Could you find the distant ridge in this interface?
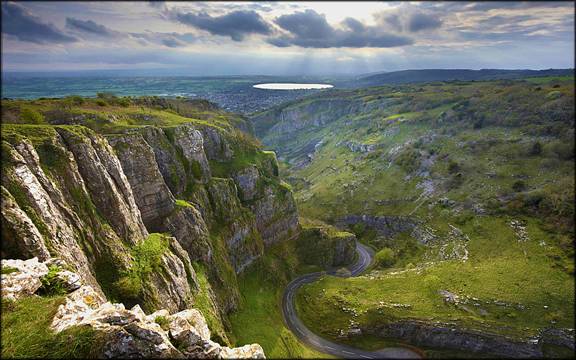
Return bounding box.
[356,68,574,86]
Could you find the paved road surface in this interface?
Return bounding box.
[281,242,422,359]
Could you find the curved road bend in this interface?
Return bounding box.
[282,242,422,359]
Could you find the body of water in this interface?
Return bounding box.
[253,83,334,90]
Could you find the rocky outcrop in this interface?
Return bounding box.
[50,284,265,359]
[1,257,264,359]
[57,127,148,245]
[1,128,201,313]
[108,134,176,230]
[170,125,212,183]
[143,237,200,314]
[233,166,260,202]
[296,226,356,268]
[161,206,212,263]
[2,136,108,296]
[139,126,188,197]
[365,320,545,358]
[207,178,264,273]
[249,181,299,246]
[1,257,49,300]
[336,214,436,244]
[197,126,234,162]
[1,186,50,260]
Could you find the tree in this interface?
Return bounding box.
[374,248,395,268]
[20,107,44,124]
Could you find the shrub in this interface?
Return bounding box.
[64,95,84,106]
[20,107,45,124]
[447,160,460,174]
[117,97,131,107]
[96,99,107,107]
[512,180,527,192]
[374,248,395,268]
[395,148,420,173]
[550,141,574,160]
[529,141,543,156]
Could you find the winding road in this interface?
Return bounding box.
[281,242,422,359]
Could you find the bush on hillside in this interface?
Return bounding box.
[512,180,527,192]
[20,107,44,124]
[447,160,460,174]
[529,141,543,156]
[374,248,395,268]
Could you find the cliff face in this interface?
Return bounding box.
[2,119,300,342]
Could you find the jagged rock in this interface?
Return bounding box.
[56,270,82,292]
[207,178,264,273]
[51,285,107,332]
[233,166,260,201]
[161,206,212,263]
[2,139,104,295]
[1,257,48,300]
[56,127,148,245]
[108,134,176,229]
[139,126,188,196]
[220,344,265,359]
[1,186,50,260]
[171,125,212,183]
[98,325,183,359]
[143,237,200,313]
[249,181,299,246]
[197,126,233,162]
[170,309,211,340]
[50,282,265,359]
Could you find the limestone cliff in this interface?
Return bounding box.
[2,116,300,346]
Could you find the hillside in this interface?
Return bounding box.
[353,68,574,87]
[252,76,575,357]
[0,95,357,358]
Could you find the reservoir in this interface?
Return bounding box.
[253,83,334,90]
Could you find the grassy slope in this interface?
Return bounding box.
[1,296,104,358]
[258,76,575,353]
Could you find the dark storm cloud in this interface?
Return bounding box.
[1,2,77,44]
[407,12,442,32]
[275,9,333,39]
[268,9,413,48]
[65,16,194,48]
[170,10,272,41]
[379,9,442,33]
[65,18,116,37]
[343,18,365,33]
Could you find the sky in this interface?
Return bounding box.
[1,1,575,75]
